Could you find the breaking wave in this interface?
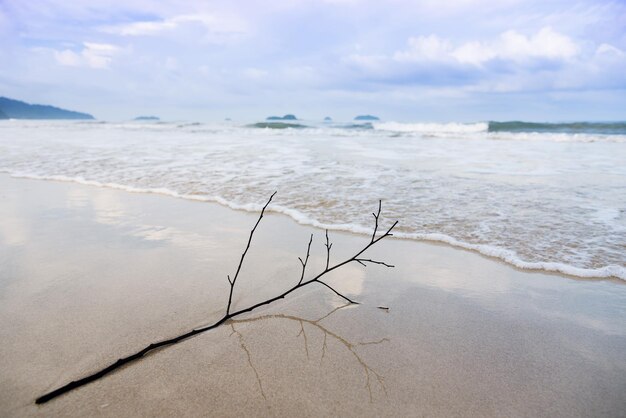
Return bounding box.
[1,120,624,281]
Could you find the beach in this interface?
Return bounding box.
[3,0,626,415]
[1,174,625,417]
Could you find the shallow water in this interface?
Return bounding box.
[0,120,624,279]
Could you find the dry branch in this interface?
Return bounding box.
[36,193,397,404]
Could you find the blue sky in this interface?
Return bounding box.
[1,0,625,121]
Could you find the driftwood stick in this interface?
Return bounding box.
[36,196,397,405]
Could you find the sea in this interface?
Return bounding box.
[1,119,625,280]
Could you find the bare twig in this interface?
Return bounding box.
[36,194,397,404]
[226,192,276,316]
[316,280,359,304]
[298,234,314,285]
[324,229,332,271]
[354,258,395,268]
[371,200,382,243]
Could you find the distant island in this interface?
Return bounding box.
[324,116,333,122]
[0,97,94,120]
[134,116,160,121]
[354,115,380,121]
[266,114,297,121]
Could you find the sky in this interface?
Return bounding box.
[0,0,625,121]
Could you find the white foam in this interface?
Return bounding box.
[370,121,626,142]
[7,171,626,282]
[2,120,624,283]
[396,232,626,280]
[374,121,489,134]
[486,132,626,143]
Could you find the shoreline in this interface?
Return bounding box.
[4,172,624,282]
[1,175,625,417]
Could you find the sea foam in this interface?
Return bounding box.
[374,121,488,134]
[1,120,624,281]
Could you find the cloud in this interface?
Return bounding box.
[596,43,625,57]
[394,35,452,62]
[478,28,579,63]
[100,13,246,43]
[395,27,580,66]
[2,0,625,120]
[342,26,626,94]
[54,42,121,69]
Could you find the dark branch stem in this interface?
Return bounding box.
[325,229,332,271]
[354,258,395,268]
[315,280,359,304]
[226,192,276,316]
[35,316,229,404]
[36,195,397,405]
[371,200,381,243]
[298,234,313,285]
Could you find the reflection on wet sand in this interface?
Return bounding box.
[229,324,268,401]
[230,304,389,403]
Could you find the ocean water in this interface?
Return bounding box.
[1,120,625,280]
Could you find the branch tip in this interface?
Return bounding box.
[316,280,359,304]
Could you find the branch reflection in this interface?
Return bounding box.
[229,304,389,402]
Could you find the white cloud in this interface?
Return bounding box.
[492,27,579,62]
[101,13,246,42]
[3,0,625,120]
[54,49,82,66]
[113,20,175,36]
[596,43,624,57]
[54,42,120,69]
[451,41,496,65]
[394,35,452,62]
[394,27,580,66]
[82,43,120,68]
[341,26,626,94]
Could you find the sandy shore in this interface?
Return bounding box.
[1,174,625,417]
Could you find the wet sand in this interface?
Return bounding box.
[0,174,625,417]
